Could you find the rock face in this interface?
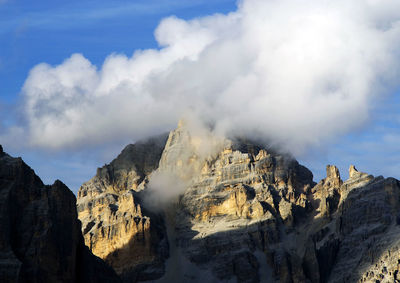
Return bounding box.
[77,124,400,283]
[0,146,120,283]
[77,134,169,282]
[162,124,316,282]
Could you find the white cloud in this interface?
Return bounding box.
[4,0,400,154]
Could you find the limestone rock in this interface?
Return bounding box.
[306,167,400,283]
[159,128,400,282]
[78,133,168,199]
[328,176,400,282]
[0,147,120,283]
[310,165,344,218]
[77,134,169,281]
[77,123,400,283]
[158,125,316,282]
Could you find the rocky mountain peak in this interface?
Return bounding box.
[76,134,169,281]
[325,165,342,186]
[348,164,368,180]
[77,124,317,281]
[177,118,186,128]
[3,123,400,282]
[75,124,400,282]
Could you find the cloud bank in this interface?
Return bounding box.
[4,0,400,154]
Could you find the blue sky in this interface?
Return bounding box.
[1,0,399,193]
[0,0,236,105]
[0,0,237,190]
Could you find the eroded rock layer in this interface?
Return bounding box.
[162,124,316,282]
[0,145,120,283]
[77,124,400,283]
[77,134,169,281]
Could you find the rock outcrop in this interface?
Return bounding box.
[76,124,400,283]
[158,124,316,282]
[0,146,120,283]
[77,134,169,282]
[4,121,400,283]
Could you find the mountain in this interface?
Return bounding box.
[1,121,399,283]
[77,133,169,282]
[0,145,120,283]
[76,123,400,282]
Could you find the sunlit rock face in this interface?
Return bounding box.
[76,134,169,282]
[0,146,120,283]
[77,125,400,283]
[162,124,316,282]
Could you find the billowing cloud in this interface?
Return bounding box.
[4,0,400,154]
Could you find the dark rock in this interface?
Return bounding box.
[0,149,120,283]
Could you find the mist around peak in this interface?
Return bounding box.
[2,0,400,159]
[143,119,301,211]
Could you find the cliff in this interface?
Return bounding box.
[0,145,120,283]
[74,124,400,282]
[77,134,169,281]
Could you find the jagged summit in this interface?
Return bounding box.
[77,124,316,281]
[2,124,400,282]
[78,133,169,199]
[76,124,400,282]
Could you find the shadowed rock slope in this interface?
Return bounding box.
[77,124,400,283]
[0,145,120,283]
[77,134,169,282]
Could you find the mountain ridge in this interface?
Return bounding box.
[0,146,120,282]
[1,123,399,282]
[76,124,400,282]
